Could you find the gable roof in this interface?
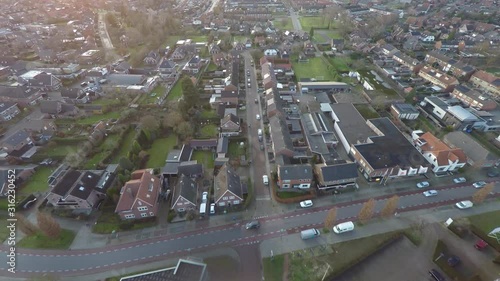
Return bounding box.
[172,174,197,207]
[279,165,312,181]
[316,162,358,183]
[221,113,239,126]
[417,132,467,165]
[3,130,31,147]
[115,169,160,212]
[214,164,243,202]
[472,70,500,86]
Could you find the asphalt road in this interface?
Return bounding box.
[1,181,498,277]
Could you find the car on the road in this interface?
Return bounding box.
[255,98,258,104]
[423,190,438,197]
[245,220,260,229]
[455,200,473,209]
[473,181,487,189]
[201,191,208,203]
[474,239,488,250]
[247,83,251,88]
[453,177,466,184]
[416,181,430,188]
[256,114,260,120]
[447,255,460,267]
[300,200,313,208]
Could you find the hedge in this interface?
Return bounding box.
[272,185,316,204]
[325,233,403,280]
[447,223,468,238]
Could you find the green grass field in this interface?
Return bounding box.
[299,16,329,30]
[292,56,335,80]
[192,150,214,169]
[20,166,54,195]
[262,255,285,281]
[273,18,294,30]
[146,135,177,168]
[18,229,75,249]
[167,80,183,101]
[469,210,500,233]
[199,124,218,138]
[111,129,136,163]
[77,111,121,125]
[328,56,351,72]
[42,144,80,158]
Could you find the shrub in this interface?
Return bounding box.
[448,223,468,238]
[167,211,176,223]
[119,222,133,230]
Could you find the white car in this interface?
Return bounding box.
[473,181,487,189]
[210,203,215,215]
[300,200,313,208]
[256,114,261,120]
[453,177,466,184]
[416,181,430,188]
[423,190,438,197]
[201,192,208,203]
[455,200,473,209]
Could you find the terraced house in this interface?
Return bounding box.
[418,66,459,92]
[470,70,500,97]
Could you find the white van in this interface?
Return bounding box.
[300,228,320,240]
[333,221,354,234]
[199,203,206,216]
[262,175,269,185]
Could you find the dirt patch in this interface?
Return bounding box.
[205,255,240,281]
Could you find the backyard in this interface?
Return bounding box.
[227,140,247,159]
[292,56,336,81]
[199,124,218,138]
[192,150,214,169]
[140,85,166,105]
[111,129,136,163]
[146,135,178,168]
[273,18,294,31]
[357,69,399,97]
[469,210,500,233]
[299,16,330,30]
[167,79,183,101]
[76,111,121,125]
[84,134,121,169]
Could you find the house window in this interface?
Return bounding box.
[138,206,148,211]
[223,196,228,200]
[233,200,240,205]
[124,214,135,219]
[229,196,235,199]
[219,202,226,207]
[282,184,290,188]
[141,213,148,218]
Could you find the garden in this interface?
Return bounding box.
[291,56,336,81]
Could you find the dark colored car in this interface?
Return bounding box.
[245,220,260,230]
[429,269,445,281]
[22,195,37,209]
[474,239,488,250]
[487,167,499,177]
[447,255,460,267]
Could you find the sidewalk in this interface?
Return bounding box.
[259,197,500,258]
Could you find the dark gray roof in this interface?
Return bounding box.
[392,103,419,114]
[106,74,146,86]
[269,115,294,154]
[221,90,238,98]
[52,170,81,196]
[279,165,312,181]
[69,171,100,199]
[230,58,240,87]
[176,174,197,204]
[60,87,82,99]
[3,130,31,147]
[354,118,427,169]
[0,85,39,99]
[226,166,243,198]
[159,59,175,69]
[179,145,193,162]
[217,136,229,153]
[189,139,217,148]
[40,100,61,114]
[162,162,180,175]
[319,163,358,182]
[166,149,182,163]
[178,162,203,177]
[330,103,374,145]
[120,259,207,281]
[0,102,18,114]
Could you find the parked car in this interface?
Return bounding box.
[256,114,260,120]
[209,203,215,215]
[201,191,208,203]
[22,196,37,209]
[416,181,430,188]
[487,167,499,177]
[473,181,487,189]
[429,269,445,281]
[423,190,438,197]
[447,255,460,267]
[455,200,473,209]
[245,220,260,229]
[254,98,258,104]
[474,239,488,250]
[300,200,313,208]
[453,177,466,184]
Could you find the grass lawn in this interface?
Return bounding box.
[77,111,121,125]
[146,135,177,168]
[262,255,285,281]
[227,140,246,158]
[17,229,75,249]
[140,85,166,104]
[167,79,183,101]
[292,56,335,81]
[354,104,380,120]
[323,29,343,39]
[299,16,330,30]
[328,56,351,72]
[273,18,294,30]
[42,144,79,158]
[469,210,500,233]
[93,98,121,106]
[207,62,218,72]
[276,191,308,199]
[84,134,120,169]
[199,124,218,138]
[200,109,218,119]
[192,150,214,169]
[20,166,54,195]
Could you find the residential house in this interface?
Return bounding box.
[330,39,345,52]
[143,51,160,65]
[212,53,226,68]
[217,137,228,158]
[0,85,42,107]
[444,131,500,167]
[0,102,20,121]
[220,90,238,105]
[2,130,33,153]
[115,169,161,220]
[177,161,203,178]
[254,36,266,47]
[264,49,278,57]
[60,88,88,104]
[381,44,398,56]
[469,70,500,97]
[40,100,79,117]
[118,258,208,281]
[171,174,197,212]
[413,131,467,174]
[18,71,61,91]
[220,113,240,137]
[451,85,497,111]
[182,55,203,74]
[161,145,194,177]
[208,43,221,55]
[189,139,218,151]
[418,66,459,92]
[45,168,114,215]
[392,51,421,72]
[277,165,313,189]
[214,164,244,208]
[314,162,358,190]
[170,47,187,61]
[303,41,315,56]
[158,59,177,81]
[425,51,476,79]
[390,103,420,120]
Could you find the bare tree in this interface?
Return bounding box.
[36,212,61,238]
[324,207,337,229]
[140,115,160,131]
[472,183,494,204]
[16,214,38,236]
[380,195,400,218]
[358,198,376,223]
[163,110,184,130]
[175,121,194,141]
